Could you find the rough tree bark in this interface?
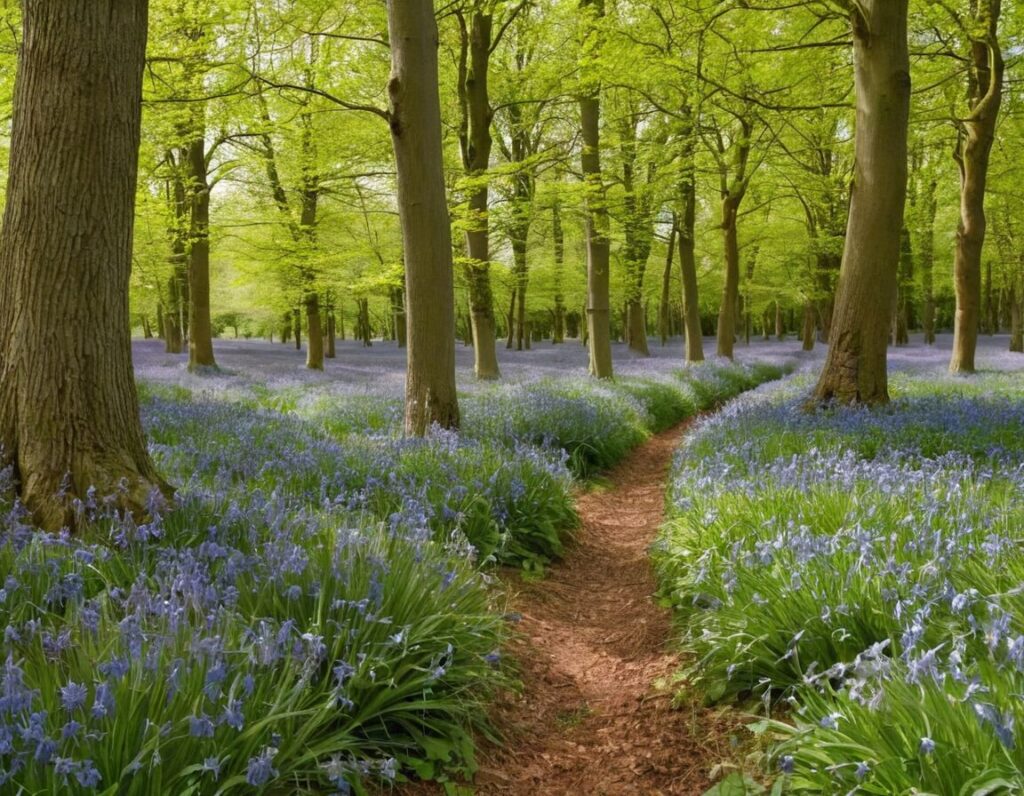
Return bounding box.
[456,8,500,379]
[678,103,704,363]
[387,0,460,434]
[813,0,911,404]
[0,0,169,530]
[919,176,938,344]
[659,217,678,346]
[505,101,536,353]
[552,201,566,343]
[325,297,336,359]
[801,302,816,351]
[391,288,407,348]
[715,113,753,360]
[164,166,188,354]
[185,134,217,370]
[893,226,913,346]
[580,0,613,378]
[950,0,1003,373]
[621,114,656,356]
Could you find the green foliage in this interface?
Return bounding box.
[657,371,1024,793]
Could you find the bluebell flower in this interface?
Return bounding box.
[59,682,88,714]
[201,756,222,780]
[189,713,215,738]
[246,748,278,787]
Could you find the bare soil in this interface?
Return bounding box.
[406,421,735,795]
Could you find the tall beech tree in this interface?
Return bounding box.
[580,0,613,379]
[678,103,704,363]
[454,3,510,380]
[947,0,1004,373]
[386,0,460,433]
[813,0,911,404]
[709,106,754,361]
[0,0,168,529]
[619,109,659,357]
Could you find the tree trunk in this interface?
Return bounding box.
[743,245,758,346]
[142,315,153,339]
[294,307,301,350]
[717,202,742,358]
[802,302,816,351]
[457,10,500,380]
[513,236,528,351]
[305,292,323,369]
[186,135,217,371]
[326,312,336,358]
[678,104,704,363]
[893,225,912,346]
[552,201,566,343]
[164,171,188,355]
[982,260,994,335]
[387,0,460,434]
[580,0,613,378]
[621,116,653,357]
[506,291,516,349]
[659,217,678,346]
[920,178,938,344]
[392,288,407,348]
[715,114,752,360]
[1011,282,1023,353]
[357,298,372,347]
[813,1,911,404]
[775,302,785,341]
[950,0,1003,373]
[0,0,169,530]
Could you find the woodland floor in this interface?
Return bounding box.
[407,421,736,795]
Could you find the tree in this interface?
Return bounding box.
[813,0,912,404]
[580,0,613,379]
[710,104,754,360]
[947,0,1004,373]
[453,2,510,380]
[0,0,169,530]
[386,0,460,434]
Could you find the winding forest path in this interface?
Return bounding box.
[466,421,728,795]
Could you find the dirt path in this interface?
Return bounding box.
[461,421,729,795]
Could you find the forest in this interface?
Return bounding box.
[0,0,1023,794]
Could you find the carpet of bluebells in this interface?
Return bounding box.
[0,337,792,794]
[656,339,1024,794]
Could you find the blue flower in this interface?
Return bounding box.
[59,682,88,714]
[246,748,278,787]
[201,756,222,780]
[189,714,215,738]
